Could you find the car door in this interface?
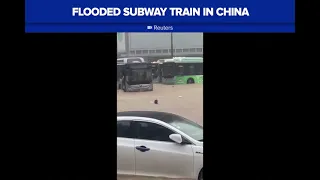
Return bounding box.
[133,120,194,179]
[117,120,136,176]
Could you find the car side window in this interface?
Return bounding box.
[117,121,134,138]
[135,121,175,142]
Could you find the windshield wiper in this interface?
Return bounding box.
[198,139,203,141]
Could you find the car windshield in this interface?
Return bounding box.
[166,115,203,141]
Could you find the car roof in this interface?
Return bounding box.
[117,111,184,124]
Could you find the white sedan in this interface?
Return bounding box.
[117,111,203,180]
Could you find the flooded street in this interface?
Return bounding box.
[117,84,203,125]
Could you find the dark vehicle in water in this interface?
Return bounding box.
[120,63,153,92]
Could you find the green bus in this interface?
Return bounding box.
[159,57,203,85]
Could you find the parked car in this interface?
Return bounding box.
[117,111,203,180]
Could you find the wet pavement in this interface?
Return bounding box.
[117,84,203,125]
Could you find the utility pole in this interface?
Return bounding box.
[170,33,174,58]
[125,33,130,57]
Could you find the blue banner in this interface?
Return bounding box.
[25,0,295,32]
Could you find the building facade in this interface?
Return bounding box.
[117,33,203,61]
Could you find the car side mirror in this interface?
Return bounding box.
[169,134,183,144]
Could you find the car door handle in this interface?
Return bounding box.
[135,146,150,152]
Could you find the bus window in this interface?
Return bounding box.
[124,69,132,76]
[128,69,152,84]
[187,64,195,75]
[177,65,184,75]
